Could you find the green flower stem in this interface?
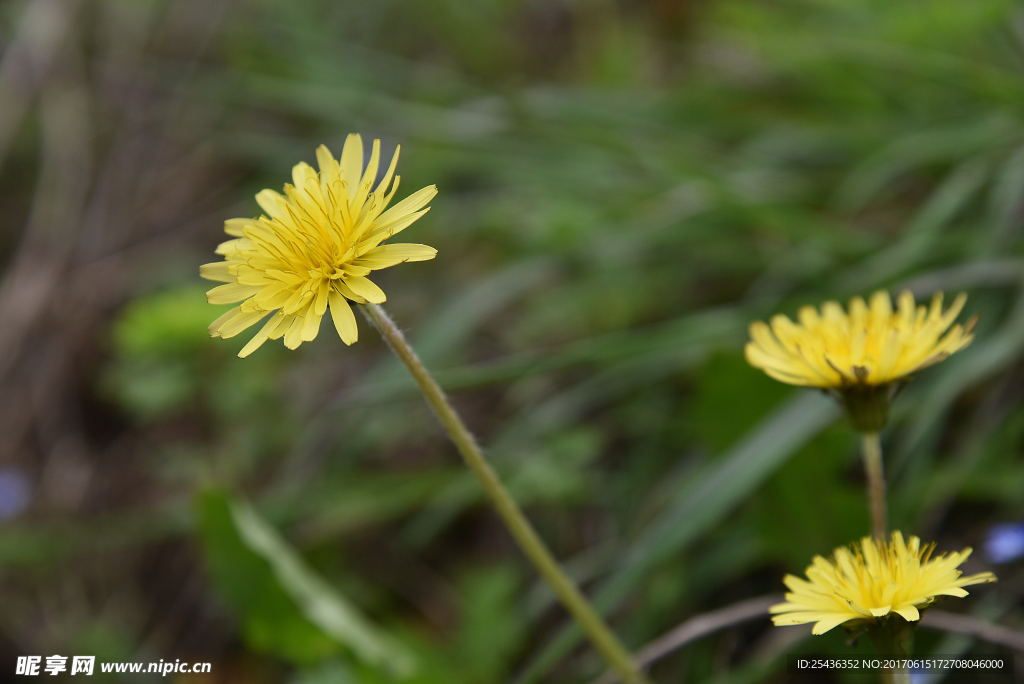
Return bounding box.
[862,432,888,541]
[361,303,648,684]
[869,618,914,684]
[885,666,911,684]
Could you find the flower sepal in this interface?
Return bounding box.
[865,612,917,652]
[831,382,901,433]
[823,604,925,646]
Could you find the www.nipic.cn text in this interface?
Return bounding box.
[16,656,212,676]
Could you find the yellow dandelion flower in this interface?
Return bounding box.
[745,290,975,390]
[770,531,996,635]
[201,134,437,357]
[745,290,976,431]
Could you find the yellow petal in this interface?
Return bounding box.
[238,312,286,358]
[812,614,857,635]
[283,315,304,350]
[316,144,338,178]
[255,189,289,221]
[343,276,386,304]
[300,305,322,342]
[374,145,401,199]
[208,306,242,338]
[356,243,438,269]
[224,218,254,237]
[367,186,436,238]
[215,238,250,256]
[892,604,920,622]
[200,262,234,283]
[207,283,262,305]
[292,161,318,194]
[340,133,364,196]
[216,309,270,339]
[328,289,358,345]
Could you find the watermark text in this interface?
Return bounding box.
[16,656,211,676]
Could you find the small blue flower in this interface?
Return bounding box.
[0,468,32,520]
[985,522,1024,564]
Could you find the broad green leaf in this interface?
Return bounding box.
[196,491,415,675]
[197,491,338,665]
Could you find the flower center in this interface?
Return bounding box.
[308,264,346,280]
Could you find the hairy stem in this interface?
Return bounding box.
[361,303,648,684]
[862,431,888,540]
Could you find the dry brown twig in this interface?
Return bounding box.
[920,610,1024,652]
[587,595,781,684]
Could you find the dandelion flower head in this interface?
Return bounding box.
[745,290,975,389]
[770,531,995,635]
[201,134,437,357]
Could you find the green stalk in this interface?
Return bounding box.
[869,618,913,684]
[361,304,648,684]
[884,666,912,684]
[862,432,888,541]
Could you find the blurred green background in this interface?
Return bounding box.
[1,0,1023,681]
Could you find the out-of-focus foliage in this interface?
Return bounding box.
[198,491,416,672]
[1,0,1023,682]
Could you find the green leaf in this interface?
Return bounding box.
[196,491,415,675]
